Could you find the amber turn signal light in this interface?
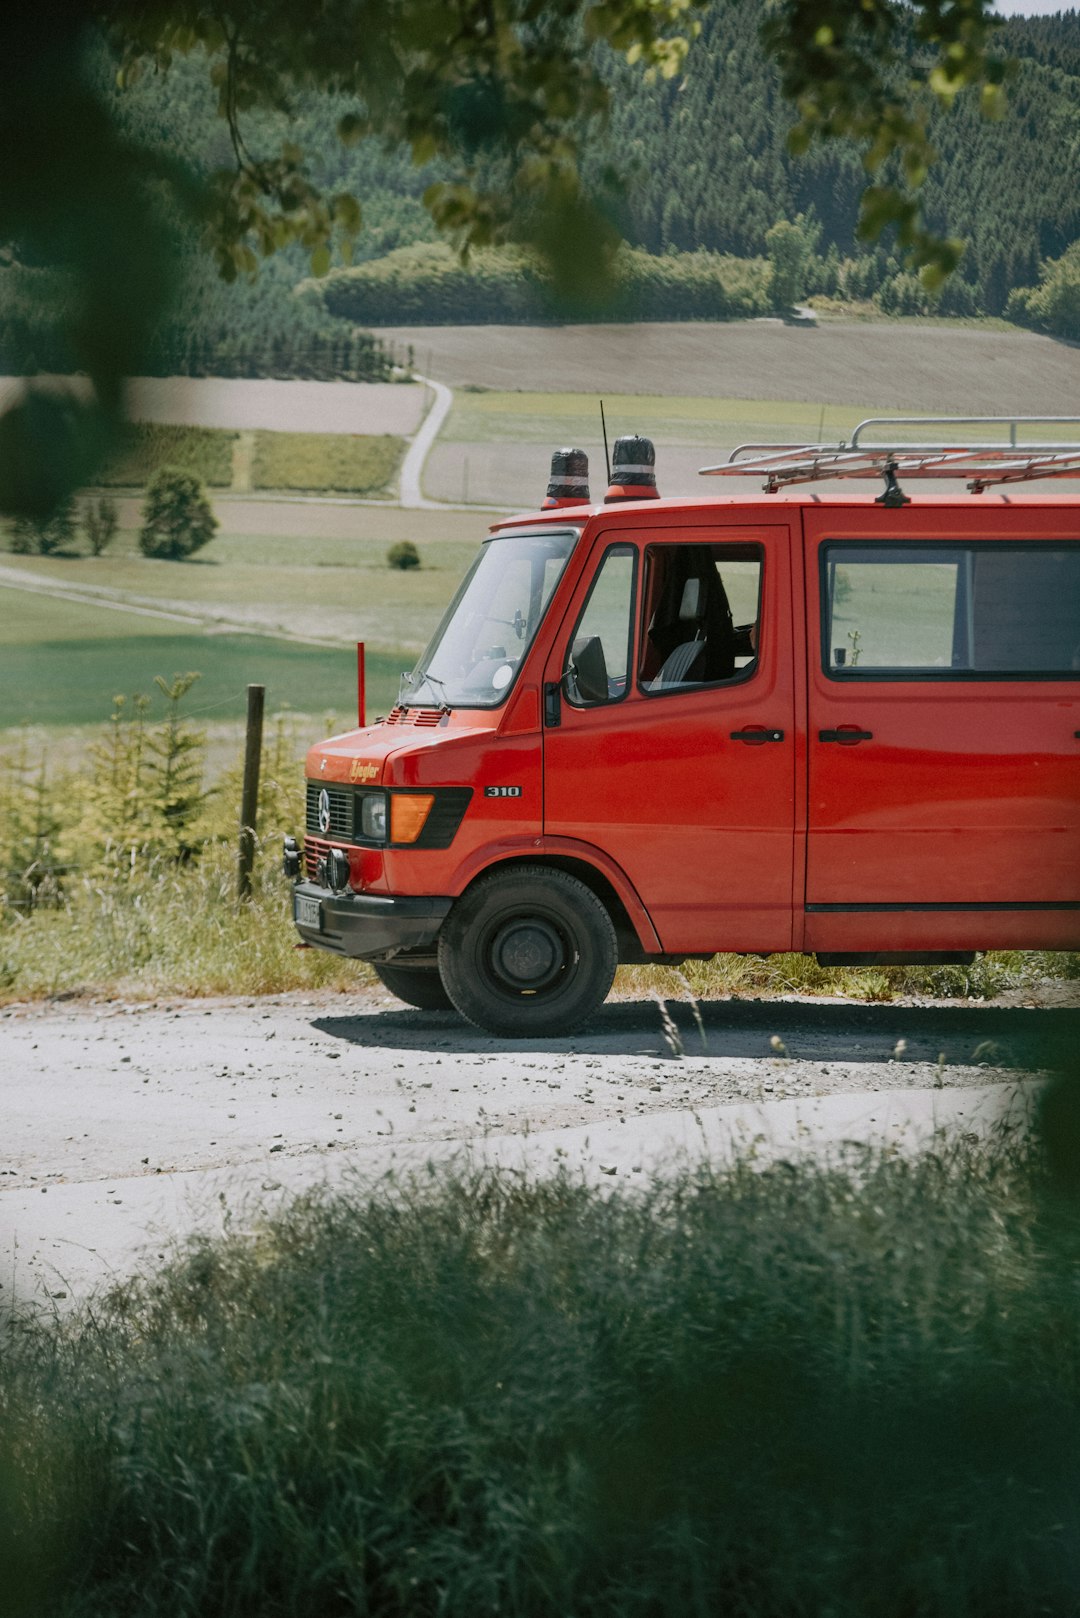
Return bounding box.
[390,793,435,843]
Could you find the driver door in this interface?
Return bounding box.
[543,525,797,955]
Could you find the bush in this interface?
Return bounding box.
[6,499,76,556]
[1007,242,1080,341]
[138,468,218,560]
[876,271,932,317]
[387,539,420,570]
[83,495,118,556]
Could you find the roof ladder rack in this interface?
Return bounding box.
[699,416,1080,494]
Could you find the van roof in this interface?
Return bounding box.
[491,486,1080,532]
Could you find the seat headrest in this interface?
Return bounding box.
[679,578,702,622]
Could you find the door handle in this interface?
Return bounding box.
[730,728,784,744]
[819,728,873,744]
[543,682,562,728]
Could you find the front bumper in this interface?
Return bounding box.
[292,882,453,961]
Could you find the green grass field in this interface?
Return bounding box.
[0,506,488,731]
[0,587,404,727]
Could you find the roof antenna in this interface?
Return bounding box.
[600,399,611,484]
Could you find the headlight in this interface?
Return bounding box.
[360,793,388,841]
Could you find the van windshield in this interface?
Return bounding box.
[401,528,578,708]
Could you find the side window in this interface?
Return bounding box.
[564,545,636,706]
[824,543,1080,678]
[638,543,762,693]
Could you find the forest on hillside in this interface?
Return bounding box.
[3,3,1080,376]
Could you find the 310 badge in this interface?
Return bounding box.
[484,786,522,798]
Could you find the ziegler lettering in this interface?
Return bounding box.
[484,785,522,798]
[349,760,379,783]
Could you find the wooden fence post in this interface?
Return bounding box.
[237,683,265,900]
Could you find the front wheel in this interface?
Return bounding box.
[371,959,454,1011]
[438,865,617,1038]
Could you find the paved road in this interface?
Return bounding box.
[3,987,1073,1308]
[399,376,455,507]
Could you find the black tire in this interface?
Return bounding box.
[371,960,454,1011]
[437,865,617,1038]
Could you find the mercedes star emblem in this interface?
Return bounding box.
[318,787,331,835]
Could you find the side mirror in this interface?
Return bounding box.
[567,635,610,704]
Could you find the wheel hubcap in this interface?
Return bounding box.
[489,916,566,991]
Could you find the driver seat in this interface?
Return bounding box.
[653,578,707,687]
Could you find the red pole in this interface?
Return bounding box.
[357,641,366,728]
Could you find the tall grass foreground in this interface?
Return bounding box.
[0,680,359,999]
[4,1139,1080,1617]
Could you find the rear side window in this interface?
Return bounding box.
[822,542,1080,679]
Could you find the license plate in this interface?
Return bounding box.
[294,894,322,930]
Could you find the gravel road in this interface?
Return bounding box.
[3,983,1075,1307]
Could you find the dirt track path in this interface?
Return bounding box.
[3,985,1075,1306]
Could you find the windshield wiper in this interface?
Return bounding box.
[402,670,452,710]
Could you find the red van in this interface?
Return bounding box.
[286,420,1080,1036]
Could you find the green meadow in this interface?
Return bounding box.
[0,587,405,728]
[0,508,488,731]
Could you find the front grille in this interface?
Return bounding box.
[303,782,473,850]
[305,782,353,839]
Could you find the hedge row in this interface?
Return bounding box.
[310,242,774,326]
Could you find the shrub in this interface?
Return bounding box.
[6,499,76,555]
[7,518,35,554]
[83,495,119,556]
[876,272,932,317]
[387,539,420,570]
[1007,242,1080,341]
[138,468,218,560]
